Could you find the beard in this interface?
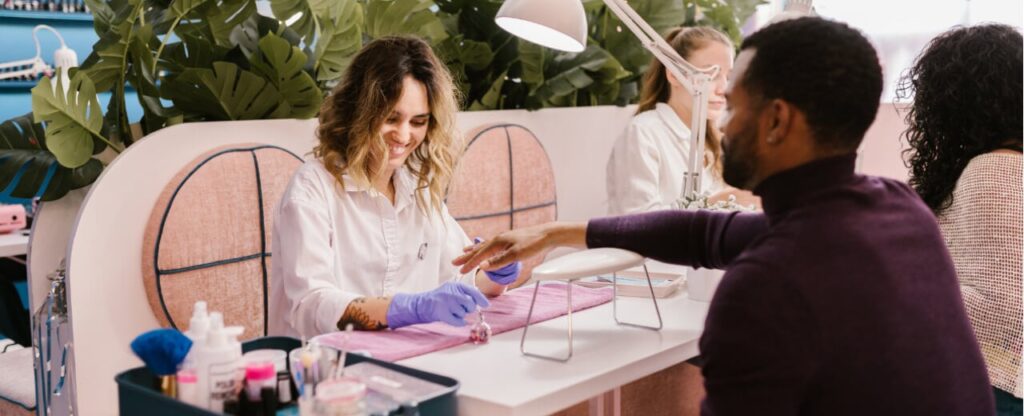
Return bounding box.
[721,127,759,190]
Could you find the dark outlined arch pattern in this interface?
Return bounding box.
[152,145,302,336]
[450,124,558,227]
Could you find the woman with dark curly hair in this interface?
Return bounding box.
[899,24,1022,414]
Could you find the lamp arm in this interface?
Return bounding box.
[601,0,718,94]
[602,0,713,197]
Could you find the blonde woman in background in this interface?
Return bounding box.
[269,36,520,339]
[607,26,758,215]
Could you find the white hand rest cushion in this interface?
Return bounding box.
[531,248,645,281]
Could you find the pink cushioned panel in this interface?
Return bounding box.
[315,283,613,362]
[447,124,557,287]
[142,144,303,339]
[508,126,556,210]
[449,130,511,215]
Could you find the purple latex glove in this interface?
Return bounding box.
[386,281,490,329]
[475,237,522,285]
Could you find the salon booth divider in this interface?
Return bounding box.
[18,106,637,415]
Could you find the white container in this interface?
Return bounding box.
[244,349,291,403]
[686,267,725,302]
[176,368,201,408]
[195,312,244,412]
[315,377,367,416]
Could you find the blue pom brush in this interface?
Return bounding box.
[130,328,193,397]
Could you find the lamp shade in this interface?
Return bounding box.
[495,0,588,53]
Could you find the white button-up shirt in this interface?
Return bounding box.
[268,160,472,339]
[606,103,725,215]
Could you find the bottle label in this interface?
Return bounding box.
[209,361,242,403]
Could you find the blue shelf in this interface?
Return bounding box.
[0,79,138,91]
[0,80,42,90]
[0,9,93,22]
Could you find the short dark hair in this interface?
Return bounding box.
[739,17,883,151]
[900,24,1023,212]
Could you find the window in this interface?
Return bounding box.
[745,0,1023,101]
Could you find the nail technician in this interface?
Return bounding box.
[606,26,758,214]
[268,36,521,339]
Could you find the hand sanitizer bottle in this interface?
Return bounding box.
[185,301,210,343]
[200,312,244,413]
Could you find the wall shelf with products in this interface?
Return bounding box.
[0,9,92,21]
[0,7,140,205]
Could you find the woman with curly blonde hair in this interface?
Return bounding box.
[269,36,520,338]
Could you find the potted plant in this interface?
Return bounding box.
[0,0,761,202]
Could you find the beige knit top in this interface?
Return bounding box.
[937,151,1022,397]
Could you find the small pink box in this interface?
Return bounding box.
[0,205,27,234]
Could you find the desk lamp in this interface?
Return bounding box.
[497,0,815,361]
[496,0,815,200]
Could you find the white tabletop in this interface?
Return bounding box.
[0,230,30,257]
[397,286,710,416]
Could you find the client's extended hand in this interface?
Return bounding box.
[474,237,522,285]
[386,282,490,329]
[453,222,587,274]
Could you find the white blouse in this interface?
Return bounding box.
[606,103,724,215]
[268,160,472,339]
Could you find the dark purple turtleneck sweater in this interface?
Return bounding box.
[587,155,993,415]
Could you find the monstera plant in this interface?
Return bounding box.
[0,0,760,202]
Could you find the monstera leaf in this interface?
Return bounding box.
[518,40,545,94]
[250,34,322,119]
[80,0,143,92]
[308,0,347,20]
[365,0,447,43]
[0,114,102,201]
[270,0,317,41]
[230,13,301,58]
[603,0,687,76]
[161,30,235,74]
[587,51,632,105]
[208,0,258,47]
[520,45,618,106]
[468,70,505,110]
[84,0,116,37]
[162,61,290,121]
[129,26,183,134]
[31,72,114,169]
[691,0,765,44]
[80,0,144,144]
[312,0,363,82]
[167,0,210,19]
[451,36,493,71]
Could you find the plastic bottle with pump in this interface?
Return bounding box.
[185,301,211,343]
[181,301,211,408]
[198,312,245,413]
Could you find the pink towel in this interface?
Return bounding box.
[315,282,613,362]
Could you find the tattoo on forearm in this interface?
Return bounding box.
[337,297,388,331]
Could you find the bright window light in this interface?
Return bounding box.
[750,0,1022,101]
